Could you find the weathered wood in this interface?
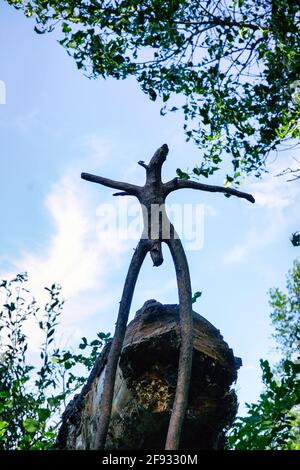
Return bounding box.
[93,239,149,450]
[55,301,241,450]
[81,143,253,449]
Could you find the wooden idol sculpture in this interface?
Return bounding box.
[81,144,254,450]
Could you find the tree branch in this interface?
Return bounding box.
[113,191,132,196]
[173,19,261,31]
[81,172,141,195]
[93,239,150,449]
[148,144,169,170]
[164,232,193,450]
[138,160,149,170]
[145,144,169,184]
[196,3,262,31]
[165,178,255,203]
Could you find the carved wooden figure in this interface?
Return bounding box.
[81,144,254,450]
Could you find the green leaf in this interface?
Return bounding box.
[3,302,16,311]
[192,291,202,304]
[51,356,60,363]
[290,232,300,247]
[0,421,8,438]
[0,421,8,431]
[5,0,300,183]
[176,168,190,180]
[23,418,40,434]
[37,408,51,421]
[62,22,72,34]
[148,88,157,101]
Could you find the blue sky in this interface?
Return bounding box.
[1,3,300,414]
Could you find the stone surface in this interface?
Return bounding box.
[55,300,241,450]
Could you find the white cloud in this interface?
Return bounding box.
[223,245,246,265]
[250,175,299,210]
[222,153,300,265]
[4,143,137,348]
[80,134,115,169]
[17,175,123,298]
[15,108,39,133]
[222,205,291,266]
[249,149,300,208]
[223,204,292,265]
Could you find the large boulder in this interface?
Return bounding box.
[55,300,241,450]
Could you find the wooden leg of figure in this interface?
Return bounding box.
[165,235,193,450]
[93,239,149,449]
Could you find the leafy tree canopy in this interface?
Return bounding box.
[229,259,300,450]
[6,0,300,183]
[0,273,110,449]
[269,259,300,357]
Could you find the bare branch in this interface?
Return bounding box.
[165,178,255,203]
[196,2,262,31]
[164,233,193,450]
[113,191,132,196]
[276,156,300,182]
[81,172,141,195]
[276,167,300,182]
[148,144,169,168]
[144,144,169,184]
[138,160,148,170]
[173,19,260,31]
[93,239,150,449]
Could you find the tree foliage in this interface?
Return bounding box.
[228,359,300,449]
[269,259,300,357]
[291,231,300,247]
[6,0,300,183]
[0,273,110,450]
[229,259,300,450]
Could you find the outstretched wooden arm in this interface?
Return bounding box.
[81,172,141,196]
[165,178,255,203]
